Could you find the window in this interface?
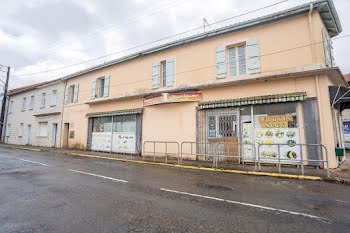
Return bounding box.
[6,124,11,137]
[19,123,23,137]
[65,84,79,104]
[51,90,57,106]
[112,115,137,133]
[161,61,167,87]
[92,117,112,132]
[40,93,46,108]
[22,97,26,111]
[96,77,105,98]
[9,101,13,113]
[208,114,237,138]
[228,45,246,76]
[37,122,48,137]
[29,96,34,110]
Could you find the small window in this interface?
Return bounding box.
[9,101,13,113]
[207,114,237,138]
[29,96,34,110]
[228,44,246,76]
[19,123,23,137]
[161,61,167,87]
[6,124,11,137]
[22,97,26,111]
[51,90,57,106]
[96,77,105,98]
[40,93,46,108]
[37,122,48,137]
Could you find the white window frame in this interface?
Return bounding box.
[9,101,13,113]
[50,90,57,106]
[19,123,23,137]
[95,77,105,98]
[160,61,167,87]
[22,97,26,112]
[227,44,247,77]
[40,93,46,108]
[37,122,48,137]
[29,95,34,110]
[6,124,11,137]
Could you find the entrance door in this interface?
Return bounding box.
[63,123,69,148]
[26,125,31,145]
[51,123,58,147]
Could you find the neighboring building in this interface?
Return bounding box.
[5,79,64,147]
[59,0,345,168]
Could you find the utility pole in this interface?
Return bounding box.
[0,66,10,142]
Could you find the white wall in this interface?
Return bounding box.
[5,81,64,147]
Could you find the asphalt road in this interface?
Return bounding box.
[0,147,349,233]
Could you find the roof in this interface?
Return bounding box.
[8,78,62,96]
[62,0,342,82]
[344,74,350,82]
[10,82,47,93]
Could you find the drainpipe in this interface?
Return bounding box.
[59,78,67,148]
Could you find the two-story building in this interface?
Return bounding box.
[5,79,65,147]
[60,0,345,168]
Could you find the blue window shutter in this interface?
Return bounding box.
[91,78,97,99]
[103,75,110,97]
[247,39,261,74]
[322,28,331,67]
[152,62,160,89]
[166,58,175,87]
[73,84,79,103]
[216,46,226,79]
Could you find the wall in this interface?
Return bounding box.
[6,81,64,147]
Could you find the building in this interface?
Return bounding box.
[60,0,345,168]
[5,79,64,147]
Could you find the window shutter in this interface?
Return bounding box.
[64,86,69,105]
[152,62,160,89]
[216,46,226,79]
[91,78,97,99]
[165,58,175,87]
[247,39,261,74]
[322,28,331,67]
[103,75,110,97]
[73,84,79,103]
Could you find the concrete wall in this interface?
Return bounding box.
[6,81,64,147]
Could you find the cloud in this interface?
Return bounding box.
[0,0,348,89]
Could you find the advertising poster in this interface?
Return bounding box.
[91,132,112,152]
[242,123,253,159]
[112,133,136,153]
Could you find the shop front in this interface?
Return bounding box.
[197,92,321,165]
[86,109,142,154]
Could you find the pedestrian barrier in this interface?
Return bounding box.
[143,141,180,164]
[257,143,329,177]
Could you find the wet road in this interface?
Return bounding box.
[0,147,349,233]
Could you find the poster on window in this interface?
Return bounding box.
[242,123,253,159]
[255,128,301,163]
[91,132,112,152]
[112,133,136,153]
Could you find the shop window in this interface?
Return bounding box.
[207,114,237,138]
[92,117,112,132]
[112,115,137,133]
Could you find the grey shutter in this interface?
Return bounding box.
[152,62,160,89]
[166,58,175,87]
[91,78,97,99]
[247,39,261,74]
[73,84,79,103]
[322,28,331,67]
[103,75,110,97]
[64,86,69,105]
[216,46,226,79]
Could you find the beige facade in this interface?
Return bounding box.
[61,1,346,168]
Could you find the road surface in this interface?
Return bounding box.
[0,147,349,232]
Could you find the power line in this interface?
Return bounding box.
[72,34,350,94]
[13,0,291,77]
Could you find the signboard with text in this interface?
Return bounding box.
[143,92,202,106]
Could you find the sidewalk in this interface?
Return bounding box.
[1,143,350,184]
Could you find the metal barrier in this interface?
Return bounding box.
[257,143,329,177]
[143,141,180,164]
[180,141,256,168]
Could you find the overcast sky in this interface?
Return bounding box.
[0,0,348,89]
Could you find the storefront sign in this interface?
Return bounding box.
[112,133,136,153]
[143,92,202,106]
[91,132,112,152]
[258,114,293,128]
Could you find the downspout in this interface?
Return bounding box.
[59,77,67,148]
[1,94,9,142]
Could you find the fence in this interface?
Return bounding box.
[143,141,330,177]
[143,141,180,163]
